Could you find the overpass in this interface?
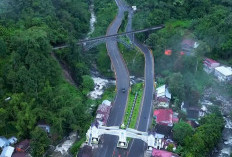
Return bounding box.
[86,126,164,151]
[52,25,164,50]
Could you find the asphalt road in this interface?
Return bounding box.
[93,0,130,157]
[94,0,154,156]
[126,10,155,157]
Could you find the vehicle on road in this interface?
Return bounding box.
[121,88,126,93]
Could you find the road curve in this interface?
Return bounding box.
[126,9,155,157]
[93,0,130,157]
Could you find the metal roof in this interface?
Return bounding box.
[215,66,232,76]
[1,146,14,157]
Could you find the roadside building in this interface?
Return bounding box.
[0,137,9,149]
[95,100,112,126]
[203,58,220,74]
[151,132,165,149]
[181,39,199,55]
[152,149,179,157]
[156,85,171,100]
[153,109,179,127]
[214,66,232,82]
[156,97,170,108]
[0,146,14,157]
[154,124,172,139]
[156,85,171,108]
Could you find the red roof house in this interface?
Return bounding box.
[152,149,179,157]
[203,58,220,73]
[153,109,179,126]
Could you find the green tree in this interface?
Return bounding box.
[31,127,51,157]
[167,143,174,152]
[173,121,194,145]
[81,75,94,95]
[168,73,184,102]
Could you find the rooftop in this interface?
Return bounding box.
[154,109,175,126]
[1,146,14,157]
[0,136,9,148]
[102,100,111,106]
[156,85,171,99]
[154,124,172,138]
[203,58,220,67]
[215,66,232,76]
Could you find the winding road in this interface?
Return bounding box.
[126,8,154,157]
[93,0,130,157]
[93,0,155,156]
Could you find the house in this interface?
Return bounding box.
[0,146,14,157]
[203,58,220,73]
[214,66,232,82]
[154,124,172,139]
[181,39,199,55]
[0,137,9,149]
[156,85,171,108]
[152,149,179,157]
[15,140,30,153]
[8,137,17,145]
[95,100,112,126]
[153,109,179,126]
[156,97,170,108]
[151,132,165,149]
[156,85,171,100]
[37,121,50,133]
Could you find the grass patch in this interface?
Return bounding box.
[101,85,116,102]
[70,137,86,156]
[118,43,144,77]
[123,83,144,128]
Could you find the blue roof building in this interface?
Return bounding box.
[1,146,14,157]
[0,137,9,148]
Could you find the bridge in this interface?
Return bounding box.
[52,25,164,51]
[86,126,164,151]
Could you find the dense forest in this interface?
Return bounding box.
[0,0,95,156]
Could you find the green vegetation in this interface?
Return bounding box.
[180,113,224,157]
[119,43,144,77]
[70,137,86,156]
[81,75,95,95]
[124,83,143,128]
[0,0,94,152]
[31,127,51,157]
[119,12,129,33]
[89,0,117,77]
[173,121,194,145]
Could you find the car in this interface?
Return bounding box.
[121,88,126,93]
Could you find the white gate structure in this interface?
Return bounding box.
[86,126,164,151]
